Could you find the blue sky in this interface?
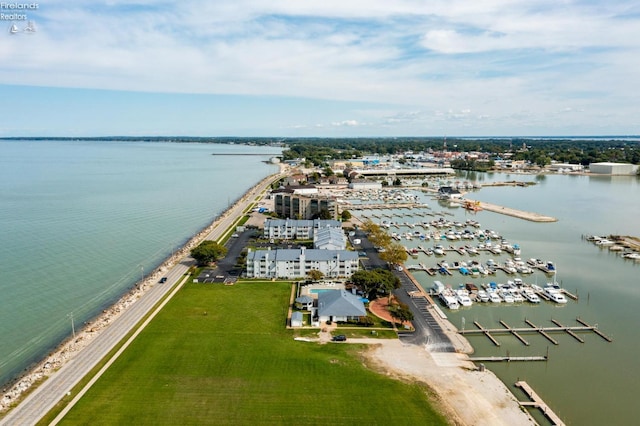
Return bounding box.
[1,0,639,137]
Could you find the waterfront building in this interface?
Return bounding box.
[589,162,639,175]
[272,189,338,220]
[438,186,462,199]
[316,289,367,323]
[263,218,342,240]
[246,247,359,279]
[548,163,584,172]
[348,179,383,190]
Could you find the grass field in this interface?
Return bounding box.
[57,282,447,425]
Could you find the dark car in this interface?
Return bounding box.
[159,277,168,283]
[332,335,347,342]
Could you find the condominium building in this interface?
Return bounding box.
[263,219,342,240]
[246,247,359,279]
[272,189,338,220]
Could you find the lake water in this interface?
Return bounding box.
[355,171,640,426]
[0,140,280,387]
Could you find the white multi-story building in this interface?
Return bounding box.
[246,247,359,279]
[263,219,342,240]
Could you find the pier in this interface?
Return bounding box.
[469,355,547,362]
[459,318,612,345]
[515,381,565,426]
[450,198,557,222]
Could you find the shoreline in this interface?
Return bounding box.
[0,168,282,414]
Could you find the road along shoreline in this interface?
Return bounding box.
[0,168,283,420]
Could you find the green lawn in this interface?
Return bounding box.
[58,282,447,425]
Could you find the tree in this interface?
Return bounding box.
[378,242,408,266]
[388,302,414,327]
[341,210,352,221]
[350,269,400,300]
[190,241,227,265]
[307,269,324,281]
[393,177,402,186]
[316,209,333,220]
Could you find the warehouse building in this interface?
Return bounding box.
[589,162,639,175]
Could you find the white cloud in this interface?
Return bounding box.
[1,0,640,135]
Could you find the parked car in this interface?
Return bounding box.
[332,335,347,342]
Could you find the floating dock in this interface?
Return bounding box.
[459,318,612,346]
[469,355,547,362]
[515,381,565,426]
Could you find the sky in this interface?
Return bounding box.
[1,0,639,137]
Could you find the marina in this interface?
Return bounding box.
[459,318,612,346]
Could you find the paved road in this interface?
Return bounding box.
[0,171,282,426]
[349,229,455,352]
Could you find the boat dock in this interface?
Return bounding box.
[469,355,547,362]
[515,381,565,426]
[450,198,557,222]
[459,318,612,346]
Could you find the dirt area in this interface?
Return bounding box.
[361,339,536,426]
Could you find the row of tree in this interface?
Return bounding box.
[359,219,408,266]
[280,137,640,168]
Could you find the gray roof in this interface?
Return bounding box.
[314,227,346,249]
[295,295,314,304]
[291,311,304,321]
[318,290,366,317]
[247,249,358,262]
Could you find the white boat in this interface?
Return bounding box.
[544,286,568,304]
[545,261,557,274]
[488,291,502,303]
[522,288,541,303]
[439,290,460,309]
[499,289,515,303]
[512,291,525,303]
[623,252,640,260]
[477,290,490,302]
[456,289,473,307]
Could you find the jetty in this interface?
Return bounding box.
[450,198,557,222]
[459,318,612,346]
[515,381,565,426]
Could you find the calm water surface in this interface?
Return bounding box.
[0,140,279,387]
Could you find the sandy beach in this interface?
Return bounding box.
[362,339,536,426]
